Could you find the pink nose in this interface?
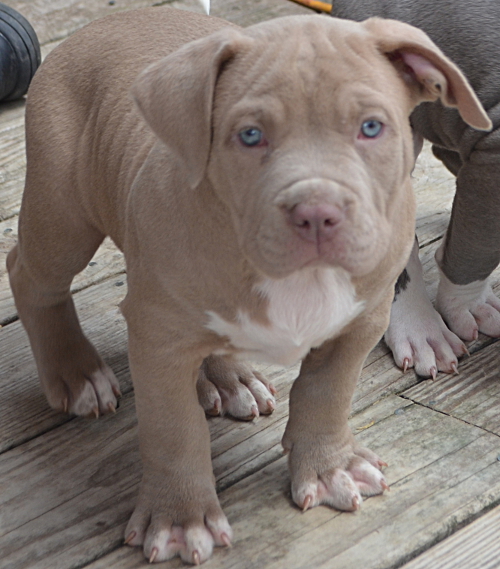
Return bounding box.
[288,202,345,243]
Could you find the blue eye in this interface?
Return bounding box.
[360,120,383,138]
[238,127,264,147]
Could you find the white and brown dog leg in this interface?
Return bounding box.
[385,238,467,378]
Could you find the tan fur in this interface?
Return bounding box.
[7,7,488,564]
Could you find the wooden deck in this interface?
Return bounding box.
[1,1,500,568]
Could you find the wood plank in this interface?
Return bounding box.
[0,0,161,46]
[0,215,125,325]
[403,338,500,434]
[0,0,309,50]
[210,0,311,25]
[60,396,500,569]
[206,401,500,569]
[0,393,141,569]
[0,364,298,568]
[401,504,500,569]
[412,142,455,247]
[0,100,26,221]
[352,236,500,410]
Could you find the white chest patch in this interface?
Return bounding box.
[205,267,365,367]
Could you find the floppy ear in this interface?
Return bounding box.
[131,27,244,188]
[364,18,492,131]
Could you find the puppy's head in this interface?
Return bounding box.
[132,15,490,279]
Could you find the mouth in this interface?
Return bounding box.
[285,230,350,269]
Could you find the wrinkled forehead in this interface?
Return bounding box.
[216,16,398,115]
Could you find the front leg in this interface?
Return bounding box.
[282,304,391,513]
[121,301,231,564]
[385,237,467,378]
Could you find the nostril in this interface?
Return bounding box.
[288,202,345,243]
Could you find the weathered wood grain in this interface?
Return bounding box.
[0,0,159,46]
[210,0,310,25]
[0,100,26,220]
[401,504,500,569]
[75,397,500,569]
[353,238,500,409]
[0,0,310,50]
[0,215,125,325]
[412,142,455,247]
[403,338,500,434]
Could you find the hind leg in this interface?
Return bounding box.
[7,189,120,417]
[435,143,500,340]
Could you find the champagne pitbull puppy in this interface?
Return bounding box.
[331,0,500,377]
[7,7,489,565]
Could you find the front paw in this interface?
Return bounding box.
[124,472,232,564]
[197,355,276,420]
[284,437,388,512]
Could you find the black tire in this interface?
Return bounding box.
[0,3,41,102]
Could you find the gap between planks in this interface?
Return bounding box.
[401,503,500,569]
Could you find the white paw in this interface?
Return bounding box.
[386,293,467,378]
[436,274,500,341]
[197,356,276,420]
[386,240,467,377]
[137,523,230,564]
[294,470,363,512]
[125,474,232,564]
[286,440,388,513]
